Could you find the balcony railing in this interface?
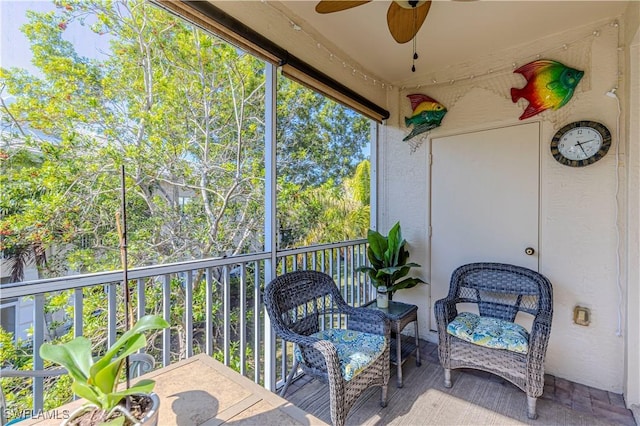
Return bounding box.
[0,239,373,413]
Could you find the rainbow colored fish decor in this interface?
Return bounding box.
[511,59,584,120]
[403,94,447,141]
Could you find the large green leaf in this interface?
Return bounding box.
[71,379,103,408]
[104,379,156,409]
[387,222,401,265]
[366,246,384,269]
[40,337,93,382]
[92,334,146,394]
[366,229,387,262]
[397,244,410,265]
[392,277,426,291]
[91,315,168,382]
[110,379,155,399]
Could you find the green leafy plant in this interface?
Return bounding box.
[358,222,425,295]
[39,315,169,423]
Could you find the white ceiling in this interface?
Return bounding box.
[213,1,630,87]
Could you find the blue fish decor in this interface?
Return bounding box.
[511,59,584,120]
[403,94,447,141]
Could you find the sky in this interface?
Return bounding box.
[0,0,111,76]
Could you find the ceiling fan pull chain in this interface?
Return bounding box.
[411,8,418,72]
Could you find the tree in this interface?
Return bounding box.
[276,77,369,187]
[0,0,370,415]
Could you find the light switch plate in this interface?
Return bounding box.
[573,306,591,326]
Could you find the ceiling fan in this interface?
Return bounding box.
[315,1,432,44]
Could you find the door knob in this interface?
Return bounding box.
[525,247,535,256]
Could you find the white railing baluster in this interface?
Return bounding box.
[349,246,360,306]
[185,270,193,359]
[206,267,213,356]
[73,288,83,338]
[253,262,261,384]
[330,248,335,329]
[162,274,171,367]
[137,277,145,320]
[223,265,230,366]
[33,293,45,413]
[108,283,117,348]
[239,263,247,376]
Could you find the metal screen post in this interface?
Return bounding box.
[263,62,277,391]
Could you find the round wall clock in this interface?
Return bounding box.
[550,121,612,167]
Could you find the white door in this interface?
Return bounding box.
[430,122,540,330]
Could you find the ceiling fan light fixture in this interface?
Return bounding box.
[395,0,429,9]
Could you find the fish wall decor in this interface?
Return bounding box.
[511,59,584,120]
[403,94,447,141]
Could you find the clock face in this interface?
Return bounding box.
[550,121,611,167]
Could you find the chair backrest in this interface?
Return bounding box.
[449,263,553,322]
[264,270,347,337]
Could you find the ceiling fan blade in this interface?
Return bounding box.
[387,1,431,44]
[315,1,372,14]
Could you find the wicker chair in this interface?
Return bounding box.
[264,270,390,426]
[435,263,553,419]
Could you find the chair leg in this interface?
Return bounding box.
[279,359,299,397]
[527,396,538,419]
[444,368,452,388]
[380,384,388,408]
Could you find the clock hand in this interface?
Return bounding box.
[575,141,588,156]
[575,139,595,146]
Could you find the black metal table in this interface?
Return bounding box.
[363,300,421,387]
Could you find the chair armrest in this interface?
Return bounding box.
[528,311,552,362]
[434,297,458,329]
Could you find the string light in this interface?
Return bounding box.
[257,1,618,92]
[259,0,392,90]
[398,19,618,91]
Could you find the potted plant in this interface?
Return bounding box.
[39,314,169,425]
[358,222,425,306]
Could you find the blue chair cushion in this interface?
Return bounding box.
[446,312,529,354]
[295,329,387,381]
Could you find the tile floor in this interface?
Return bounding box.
[286,339,637,425]
[419,340,637,426]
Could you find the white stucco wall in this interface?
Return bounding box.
[378,18,634,394]
[623,0,640,411]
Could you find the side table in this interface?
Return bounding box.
[363,300,421,387]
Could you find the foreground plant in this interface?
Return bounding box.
[39,314,169,425]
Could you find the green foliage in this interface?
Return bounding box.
[357,222,425,293]
[39,315,169,418]
[278,159,371,248]
[0,0,370,416]
[276,78,369,187]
